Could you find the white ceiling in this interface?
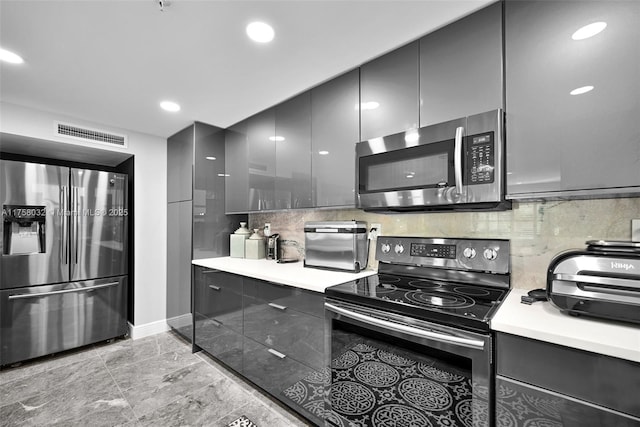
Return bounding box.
[0,0,494,139]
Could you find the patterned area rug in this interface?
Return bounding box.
[227,415,258,427]
[283,342,476,427]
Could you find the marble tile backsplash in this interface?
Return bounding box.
[248,197,640,290]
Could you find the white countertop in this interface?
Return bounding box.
[491,288,640,364]
[192,257,376,293]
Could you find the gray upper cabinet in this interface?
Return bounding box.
[193,123,235,259]
[311,70,360,207]
[360,41,420,141]
[275,92,312,210]
[248,109,276,211]
[505,0,640,199]
[225,122,249,214]
[419,2,503,126]
[167,126,193,203]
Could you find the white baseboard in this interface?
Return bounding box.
[128,319,170,340]
[167,313,192,329]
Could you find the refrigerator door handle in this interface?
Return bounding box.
[61,186,68,264]
[8,281,120,300]
[73,186,79,264]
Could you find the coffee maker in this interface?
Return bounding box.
[266,234,281,260]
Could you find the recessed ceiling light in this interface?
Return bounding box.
[570,85,594,95]
[246,22,274,43]
[160,100,180,112]
[0,48,24,64]
[318,150,329,155]
[205,156,216,160]
[269,136,285,142]
[572,22,607,40]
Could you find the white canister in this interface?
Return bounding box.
[230,222,251,258]
[245,229,265,259]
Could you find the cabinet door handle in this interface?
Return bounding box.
[268,348,286,359]
[454,126,464,195]
[268,302,287,311]
[202,270,219,274]
[208,285,221,291]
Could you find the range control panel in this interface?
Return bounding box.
[377,237,510,274]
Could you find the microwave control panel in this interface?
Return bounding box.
[466,132,494,185]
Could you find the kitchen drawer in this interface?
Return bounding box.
[496,332,640,418]
[242,336,318,401]
[243,277,323,318]
[496,376,640,426]
[194,272,243,333]
[243,294,324,370]
[198,268,243,293]
[0,277,127,365]
[194,313,243,373]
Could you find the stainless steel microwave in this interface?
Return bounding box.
[356,109,510,212]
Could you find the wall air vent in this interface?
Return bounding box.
[54,121,128,148]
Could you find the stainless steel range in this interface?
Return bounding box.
[325,236,510,427]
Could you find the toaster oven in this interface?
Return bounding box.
[547,241,640,324]
[303,221,368,272]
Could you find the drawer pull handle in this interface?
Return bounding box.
[268,302,287,311]
[208,285,221,291]
[8,281,119,300]
[202,270,219,274]
[268,348,286,359]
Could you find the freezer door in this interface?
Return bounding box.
[1,160,69,289]
[70,169,128,281]
[0,276,127,365]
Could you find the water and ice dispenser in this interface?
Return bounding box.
[2,205,46,255]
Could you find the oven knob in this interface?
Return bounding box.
[394,244,405,254]
[483,248,498,261]
[381,243,391,254]
[463,247,476,259]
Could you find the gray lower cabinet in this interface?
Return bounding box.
[505,0,640,199]
[193,269,325,426]
[496,332,640,426]
[193,267,243,372]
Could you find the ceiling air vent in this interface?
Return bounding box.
[54,121,128,148]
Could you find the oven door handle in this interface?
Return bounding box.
[325,302,485,351]
[454,126,464,195]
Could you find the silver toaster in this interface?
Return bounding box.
[304,221,369,272]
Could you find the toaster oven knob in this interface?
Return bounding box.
[381,243,391,254]
[463,247,476,259]
[394,244,405,254]
[483,248,498,261]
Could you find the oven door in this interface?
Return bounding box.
[325,299,493,427]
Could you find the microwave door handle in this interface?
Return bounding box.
[454,126,464,195]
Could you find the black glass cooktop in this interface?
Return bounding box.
[326,273,509,333]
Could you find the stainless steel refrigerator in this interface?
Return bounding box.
[0,159,128,365]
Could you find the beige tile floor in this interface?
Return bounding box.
[0,332,312,426]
